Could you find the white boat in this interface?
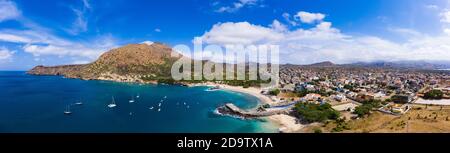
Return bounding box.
[129,96,135,103]
[75,102,83,105]
[183,102,186,105]
[187,105,190,109]
[164,96,167,99]
[108,96,117,108]
[157,108,161,112]
[149,106,154,110]
[158,103,162,107]
[136,94,140,98]
[64,105,72,115]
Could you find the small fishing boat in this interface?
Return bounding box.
[75,101,83,105]
[108,96,117,108]
[129,96,135,103]
[64,105,72,115]
[136,94,140,98]
[149,106,154,110]
[158,103,162,107]
[157,108,161,112]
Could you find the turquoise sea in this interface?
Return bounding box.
[0,71,277,133]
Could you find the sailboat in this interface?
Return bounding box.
[108,96,117,108]
[129,96,135,103]
[64,105,72,115]
[75,101,83,105]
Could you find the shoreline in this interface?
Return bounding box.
[187,82,275,105]
[191,82,306,133]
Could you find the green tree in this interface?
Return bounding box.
[424,90,444,100]
[295,103,340,123]
[269,89,280,96]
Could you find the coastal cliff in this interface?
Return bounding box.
[27,42,182,83]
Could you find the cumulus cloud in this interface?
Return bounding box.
[154,28,161,32]
[270,20,288,32]
[193,13,450,64]
[295,11,325,24]
[0,0,20,22]
[282,13,298,26]
[195,22,283,45]
[0,47,14,61]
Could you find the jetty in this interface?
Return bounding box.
[218,103,293,118]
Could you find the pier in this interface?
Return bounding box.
[218,103,294,118]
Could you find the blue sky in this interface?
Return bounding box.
[0,0,449,70]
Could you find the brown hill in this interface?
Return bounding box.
[28,43,182,82]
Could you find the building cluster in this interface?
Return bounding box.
[276,66,450,114]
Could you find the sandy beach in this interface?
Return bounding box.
[267,114,306,133]
[219,85,275,105]
[191,82,275,105]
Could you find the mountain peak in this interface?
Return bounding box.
[307,61,335,67]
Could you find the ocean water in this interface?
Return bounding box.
[0,71,277,133]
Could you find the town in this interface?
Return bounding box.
[229,64,450,133]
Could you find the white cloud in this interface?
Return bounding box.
[0,47,14,61]
[22,35,117,60]
[445,28,450,35]
[295,11,325,24]
[0,0,118,65]
[282,13,298,26]
[82,0,91,10]
[215,0,260,13]
[0,29,75,45]
[270,20,287,32]
[0,33,32,43]
[154,28,161,32]
[196,22,283,45]
[66,1,92,35]
[0,28,118,60]
[72,60,90,64]
[441,10,450,23]
[66,8,88,35]
[141,41,154,46]
[194,15,450,64]
[0,0,20,22]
